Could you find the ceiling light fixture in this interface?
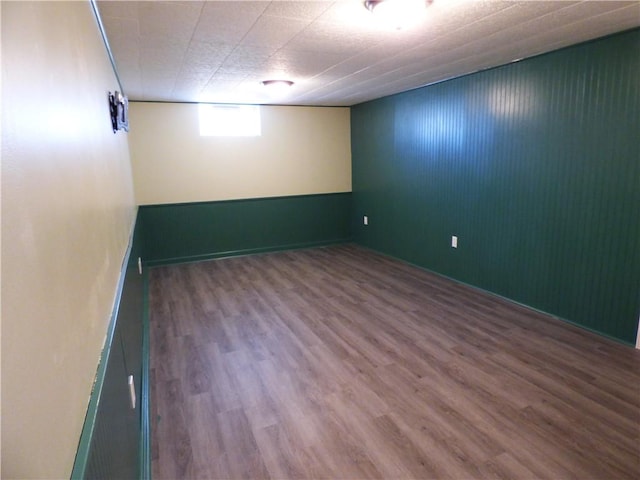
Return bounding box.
[261,79,294,95]
[365,0,430,30]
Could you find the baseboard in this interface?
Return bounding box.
[144,238,351,267]
[356,244,636,348]
[139,270,151,479]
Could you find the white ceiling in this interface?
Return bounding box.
[97,0,640,106]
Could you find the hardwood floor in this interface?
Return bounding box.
[149,244,640,479]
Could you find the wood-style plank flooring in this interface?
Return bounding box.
[150,244,640,479]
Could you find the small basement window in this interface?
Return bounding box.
[198,104,261,137]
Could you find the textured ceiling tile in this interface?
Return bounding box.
[418,0,514,33]
[499,3,640,59]
[265,50,346,79]
[262,1,334,21]
[139,34,187,54]
[502,2,603,35]
[379,1,630,78]
[378,0,512,45]
[199,79,251,103]
[99,0,640,106]
[120,79,143,98]
[366,45,441,75]
[564,1,640,18]
[312,0,376,26]
[299,74,362,100]
[357,2,522,67]
[440,3,563,48]
[193,1,269,43]
[317,49,388,78]
[217,46,273,74]
[436,4,548,51]
[137,1,203,42]
[184,40,236,60]
[578,0,640,12]
[96,1,140,20]
[139,44,185,71]
[179,40,235,75]
[174,70,213,90]
[283,21,383,55]
[99,16,140,40]
[171,80,210,102]
[141,75,178,97]
[565,4,640,35]
[109,44,140,70]
[201,72,249,95]
[241,15,310,52]
[540,23,635,52]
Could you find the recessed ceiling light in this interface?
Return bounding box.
[365,0,430,30]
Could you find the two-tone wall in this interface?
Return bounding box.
[3,8,637,477]
[128,103,352,264]
[1,1,137,477]
[351,29,640,345]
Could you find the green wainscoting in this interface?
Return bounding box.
[351,29,640,345]
[72,215,149,480]
[138,192,353,266]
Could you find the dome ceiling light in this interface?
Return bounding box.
[261,79,295,96]
[364,0,431,30]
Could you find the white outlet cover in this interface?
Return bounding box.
[128,375,136,409]
[364,216,369,225]
[451,236,458,248]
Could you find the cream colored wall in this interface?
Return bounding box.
[1,2,136,478]
[129,102,351,205]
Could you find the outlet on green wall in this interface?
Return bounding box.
[352,29,640,344]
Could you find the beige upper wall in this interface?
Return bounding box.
[129,102,351,205]
[1,2,136,478]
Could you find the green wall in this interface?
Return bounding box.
[139,192,352,265]
[351,29,640,344]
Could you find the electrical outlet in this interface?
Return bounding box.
[364,215,369,226]
[128,375,136,409]
[451,235,458,248]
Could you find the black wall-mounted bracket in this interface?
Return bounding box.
[109,91,129,133]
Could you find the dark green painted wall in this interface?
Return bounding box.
[138,192,352,265]
[351,29,640,344]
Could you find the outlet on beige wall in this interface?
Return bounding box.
[128,102,352,205]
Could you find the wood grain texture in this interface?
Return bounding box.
[150,244,640,479]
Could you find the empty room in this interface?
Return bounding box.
[2,1,639,479]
